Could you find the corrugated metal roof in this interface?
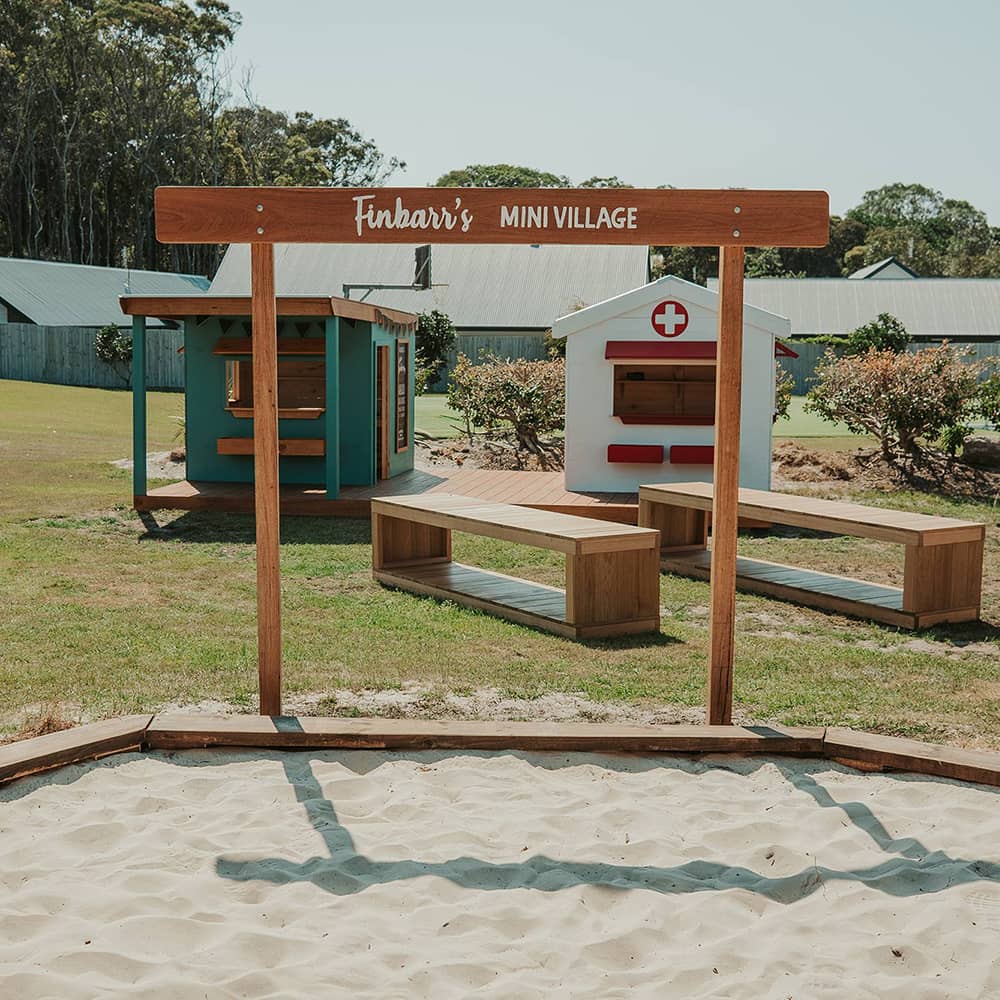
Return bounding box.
[210,243,649,329]
[0,257,210,328]
[706,278,1000,339]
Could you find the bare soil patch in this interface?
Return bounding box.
[772,441,1000,502]
[417,436,564,473]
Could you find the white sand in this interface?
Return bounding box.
[2,750,999,999]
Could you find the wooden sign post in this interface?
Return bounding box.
[153,186,828,720]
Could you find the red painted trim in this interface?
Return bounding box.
[607,444,665,464]
[606,341,716,360]
[606,340,798,360]
[670,445,715,465]
[617,415,715,426]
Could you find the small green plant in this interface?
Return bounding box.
[803,313,911,355]
[972,369,1000,430]
[94,324,133,386]
[774,361,794,421]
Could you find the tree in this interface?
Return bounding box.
[843,313,910,355]
[434,164,571,188]
[745,246,804,278]
[217,106,402,187]
[414,310,456,393]
[846,183,996,277]
[578,176,633,188]
[0,2,402,276]
[94,324,133,386]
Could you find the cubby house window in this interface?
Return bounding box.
[225,359,325,418]
[395,340,410,451]
[612,363,716,425]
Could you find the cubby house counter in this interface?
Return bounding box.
[372,493,662,639]
[639,482,986,630]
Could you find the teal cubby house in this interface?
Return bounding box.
[121,294,419,511]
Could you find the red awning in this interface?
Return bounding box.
[605,340,797,360]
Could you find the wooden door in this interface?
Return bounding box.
[375,345,390,480]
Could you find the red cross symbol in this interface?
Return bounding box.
[651,300,689,338]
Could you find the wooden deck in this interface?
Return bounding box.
[136,469,640,523]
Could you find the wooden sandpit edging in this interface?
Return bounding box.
[1,715,999,789]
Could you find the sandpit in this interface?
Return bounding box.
[2,750,999,999]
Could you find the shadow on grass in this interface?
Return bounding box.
[137,510,371,546]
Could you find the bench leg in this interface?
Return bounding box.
[565,548,661,635]
[638,499,708,553]
[902,540,984,618]
[372,513,452,571]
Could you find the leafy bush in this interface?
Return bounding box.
[843,313,911,355]
[94,324,133,386]
[774,362,794,421]
[803,313,911,355]
[805,344,982,462]
[448,353,565,453]
[414,310,456,392]
[972,369,1000,430]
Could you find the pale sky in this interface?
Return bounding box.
[224,0,1000,223]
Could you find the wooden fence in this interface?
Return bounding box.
[4,323,996,397]
[0,323,184,390]
[779,339,1000,395]
[427,332,550,391]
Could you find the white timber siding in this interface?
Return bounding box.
[554,276,789,493]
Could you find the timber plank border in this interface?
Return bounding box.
[0,715,153,784]
[146,716,826,754]
[2,716,999,788]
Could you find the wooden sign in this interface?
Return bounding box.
[155,187,830,247]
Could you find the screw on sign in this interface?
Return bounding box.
[651,300,689,338]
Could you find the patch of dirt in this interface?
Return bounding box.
[112,450,186,481]
[416,436,564,473]
[2,704,78,744]
[157,686,758,727]
[772,441,1000,501]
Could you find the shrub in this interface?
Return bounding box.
[805,343,982,462]
[95,323,133,386]
[804,313,911,355]
[415,310,456,392]
[447,352,565,453]
[972,369,1000,430]
[774,361,794,421]
[843,313,911,355]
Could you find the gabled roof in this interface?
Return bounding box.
[551,274,791,338]
[716,277,1000,339]
[120,294,418,331]
[848,256,919,280]
[209,243,649,329]
[0,257,209,328]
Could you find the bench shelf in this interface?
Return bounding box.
[640,482,985,630]
[372,493,662,639]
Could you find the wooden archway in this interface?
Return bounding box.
[153,186,829,723]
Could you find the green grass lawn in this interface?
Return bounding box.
[418,392,866,445]
[1,379,998,746]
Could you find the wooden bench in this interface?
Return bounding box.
[638,482,985,630]
[372,493,661,638]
